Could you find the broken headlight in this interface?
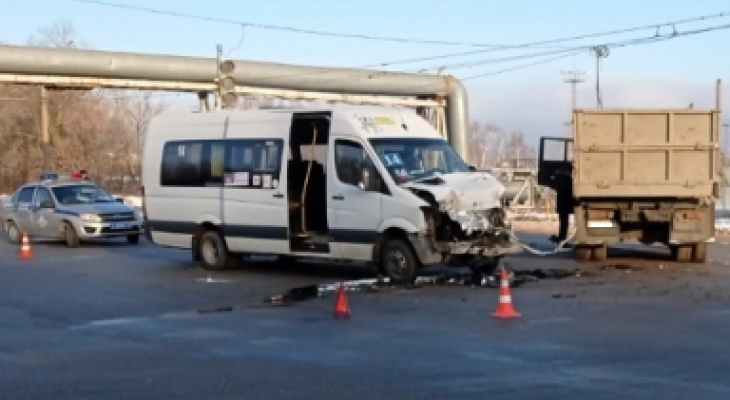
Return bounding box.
[486,207,508,228]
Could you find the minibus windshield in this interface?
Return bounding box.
[369,138,469,183]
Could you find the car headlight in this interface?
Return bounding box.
[80,213,102,223]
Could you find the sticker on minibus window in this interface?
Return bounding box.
[234,172,249,186]
[224,172,249,186]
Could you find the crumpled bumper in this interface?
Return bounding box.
[407,231,523,266]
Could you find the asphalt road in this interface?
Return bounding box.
[2,233,730,399]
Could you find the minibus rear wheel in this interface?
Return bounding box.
[199,230,231,270]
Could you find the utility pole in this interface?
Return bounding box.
[40,85,50,172]
[215,44,223,111]
[720,122,730,167]
[723,122,728,209]
[590,46,610,109]
[562,69,585,135]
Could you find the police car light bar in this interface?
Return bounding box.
[39,173,59,181]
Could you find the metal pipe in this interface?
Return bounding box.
[0,45,470,158]
[0,74,444,108]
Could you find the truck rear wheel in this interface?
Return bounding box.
[692,243,707,263]
[574,246,592,262]
[591,245,608,262]
[672,245,692,263]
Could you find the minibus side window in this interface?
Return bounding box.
[160,140,224,187]
[224,139,283,189]
[334,140,386,194]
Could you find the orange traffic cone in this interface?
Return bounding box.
[492,266,521,319]
[18,231,33,260]
[333,282,351,318]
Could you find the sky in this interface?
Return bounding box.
[1,0,730,148]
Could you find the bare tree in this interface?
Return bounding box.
[110,91,166,193]
[28,20,83,49]
[0,22,165,195]
[466,122,536,170]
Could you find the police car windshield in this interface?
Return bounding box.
[369,138,469,184]
[51,185,116,205]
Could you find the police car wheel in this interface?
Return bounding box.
[127,234,140,245]
[199,230,230,270]
[5,222,21,245]
[63,222,80,248]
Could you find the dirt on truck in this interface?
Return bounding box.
[539,105,722,263]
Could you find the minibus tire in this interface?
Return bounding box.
[199,230,230,270]
[381,239,419,284]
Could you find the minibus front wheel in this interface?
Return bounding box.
[381,238,420,284]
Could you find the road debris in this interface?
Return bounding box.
[262,267,581,306]
[196,275,236,284]
[197,306,234,314]
[599,264,643,272]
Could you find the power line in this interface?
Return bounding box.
[68,0,730,55]
[363,11,730,69]
[413,21,730,73]
[171,20,728,95]
[66,0,509,48]
[53,1,730,85]
[382,20,730,86]
[460,52,582,80]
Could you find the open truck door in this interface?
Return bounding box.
[538,137,573,190]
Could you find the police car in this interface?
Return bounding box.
[1,172,144,247]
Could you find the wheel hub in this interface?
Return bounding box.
[386,250,407,275]
[201,238,220,265]
[8,225,19,242]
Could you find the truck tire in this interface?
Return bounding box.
[63,222,80,248]
[199,230,231,270]
[381,238,419,284]
[672,245,692,263]
[692,243,707,263]
[574,246,592,262]
[591,245,608,262]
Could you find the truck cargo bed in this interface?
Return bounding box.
[573,109,721,198]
